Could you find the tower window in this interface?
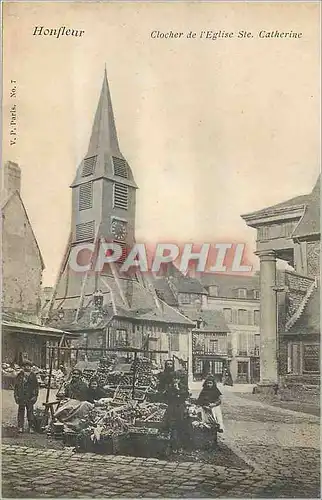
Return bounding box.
[113,183,128,210]
[82,156,97,177]
[76,220,95,242]
[79,182,93,211]
[113,157,128,178]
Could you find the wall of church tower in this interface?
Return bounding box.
[71,179,104,243]
[100,179,136,245]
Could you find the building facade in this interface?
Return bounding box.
[242,176,320,388]
[1,161,72,367]
[1,161,44,321]
[198,275,260,383]
[152,269,261,383]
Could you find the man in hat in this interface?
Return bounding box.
[14,360,39,433]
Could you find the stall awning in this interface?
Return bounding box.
[2,319,79,339]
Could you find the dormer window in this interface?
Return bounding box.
[237,288,247,299]
[254,290,260,299]
[113,157,128,178]
[179,293,191,304]
[209,285,219,297]
[82,156,97,177]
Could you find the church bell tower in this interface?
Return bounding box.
[70,69,137,253]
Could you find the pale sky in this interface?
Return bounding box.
[3,2,320,286]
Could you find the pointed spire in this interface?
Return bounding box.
[86,68,122,158]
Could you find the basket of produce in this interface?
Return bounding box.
[125,427,171,458]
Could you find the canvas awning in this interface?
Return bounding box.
[2,319,79,339]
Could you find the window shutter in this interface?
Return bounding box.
[82,156,97,177]
[112,157,128,178]
[76,221,95,241]
[113,183,128,209]
[79,182,93,211]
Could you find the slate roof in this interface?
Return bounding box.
[242,194,309,218]
[200,274,260,299]
[184,309,230,333]
[2,189,45,269]
[292,176,320,239]
[50,264,194,329]
[71,70,137,189]
[149,277,178,306]
[2,313,77,338]
[286,286,320,336]
[173,276,207,294]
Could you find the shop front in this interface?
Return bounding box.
[193,353,230,382]
[286,339,320,378]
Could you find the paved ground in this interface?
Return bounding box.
[2,385,320,498]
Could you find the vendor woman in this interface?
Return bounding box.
[162,372,192,450]
[64,369,88,401]
[86,378,106,403]
[196,375,224,433]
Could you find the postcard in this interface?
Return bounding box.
[2,1,320,499]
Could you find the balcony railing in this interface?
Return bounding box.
[193,347,228,356]
[237,347,260,357]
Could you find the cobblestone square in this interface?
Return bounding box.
[2,388,320,498]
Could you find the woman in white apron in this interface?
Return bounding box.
[196,375,224,433]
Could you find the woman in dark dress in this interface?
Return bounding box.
[86,378,106,403]
[162,373,192,451]
[196,375,224,432]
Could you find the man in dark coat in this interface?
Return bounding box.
[14,360,39,433]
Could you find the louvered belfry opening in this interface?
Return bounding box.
[112,156,128,178]
[79,181,93,211]
[76,220,95,242]
[113,182,128,210]
[82,155,97,177]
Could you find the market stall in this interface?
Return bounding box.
[43,346,219,458]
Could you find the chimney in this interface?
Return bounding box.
[1,161,21,199]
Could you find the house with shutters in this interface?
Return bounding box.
[45,70,194,367]
[199,274,261,383]
[242,175,320,388]
[151,266,261,383]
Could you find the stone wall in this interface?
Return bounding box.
[2,194,43,315]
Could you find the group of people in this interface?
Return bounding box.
[13,362,108,433]
[157,359,225,450]
[63,369,106,403]
[14,358,225,447]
